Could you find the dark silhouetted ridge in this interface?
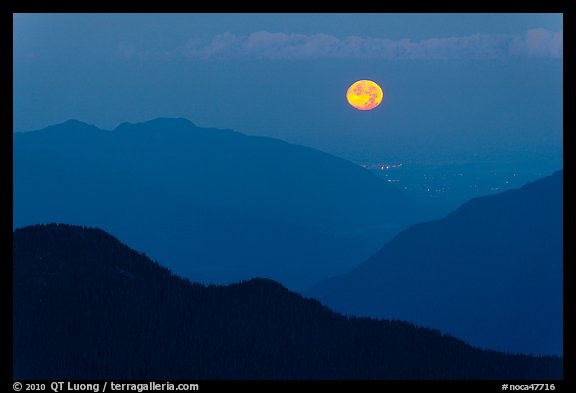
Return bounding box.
[14,224,562,380]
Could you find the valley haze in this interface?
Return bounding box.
[13,117,563,359]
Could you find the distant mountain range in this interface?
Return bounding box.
[13,224,562,380]
[309,170,563,356]
[13,118,432,290]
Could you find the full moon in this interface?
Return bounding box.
[346,80,383,111]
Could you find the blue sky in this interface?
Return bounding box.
[13,13,563,163]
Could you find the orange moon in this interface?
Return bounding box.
[346,80,383,110]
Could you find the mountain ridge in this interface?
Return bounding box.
[13,117,431,290]
[13,223,562,380]
[309,170,563,355]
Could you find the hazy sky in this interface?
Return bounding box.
[13,13,563,162]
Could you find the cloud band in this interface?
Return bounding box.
[176,29,562,60]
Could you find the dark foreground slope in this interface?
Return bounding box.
[13,118,428,290]
[13,224,561,380]
[310,170,563,356]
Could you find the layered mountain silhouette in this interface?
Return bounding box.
[13,224,562,379]
[309,170,563,356]
[13,118,431,290]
